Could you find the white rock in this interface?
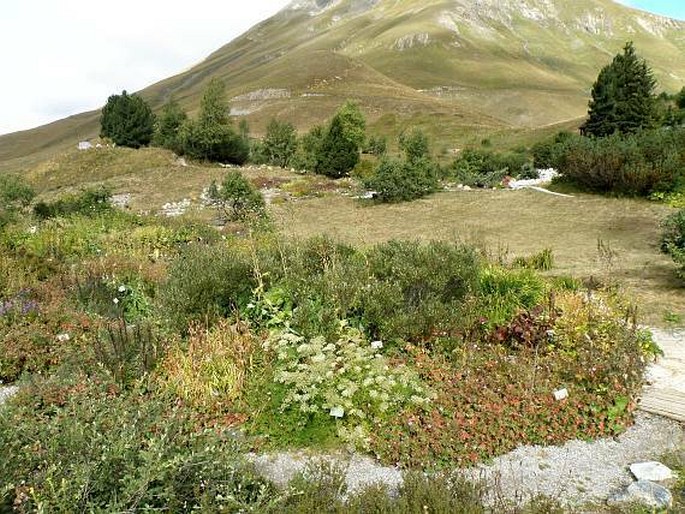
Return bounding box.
[630,461,674,482]
[56,333,70,342]
[553,388,569,401]
[371,341,383,350]
[330,406,345,418]
[463,185,472,191]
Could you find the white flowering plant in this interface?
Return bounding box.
[264,320,431,450]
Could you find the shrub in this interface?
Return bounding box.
[449,149,532,188]
[33,186,112,220]
[0,378,278,512]
[263,321,431,450]
[364,157,439,203]
[262,118,298,168]
[291,124,325,172]
[158,242,256,331]
[316,115,360,178]
[0,174,35,229]
[207,171,266,222]
[362,240,481,342]
[363,134,387,156]
[557,128,685,195]
[178,79,249,164]
[661,209,685,278]
[154,97,187,153]
[399,128,430,163]
[532,131,572,169]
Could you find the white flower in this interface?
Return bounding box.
[56,333,70,342]
[330,406,345,418]
[113,298,119,305]
[118,285,126,293]
[371,341,383,350]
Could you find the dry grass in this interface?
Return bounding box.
[272,189,684,327]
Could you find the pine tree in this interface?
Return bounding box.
[179,79,248,164]
[100,91,155,148]
[316,115,359,178]
[581,42,657,137]
[154,97,187,152]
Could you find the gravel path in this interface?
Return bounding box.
[249,412,682,507]
[250,328,685,508]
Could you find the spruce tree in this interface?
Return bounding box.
[263,119,297,168]
[316,115,359,178]
[100,91,155,148]
[154,98,187,152]
[581,42,657,137]
[179,79,248,164]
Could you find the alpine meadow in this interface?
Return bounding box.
[2,1,685,512]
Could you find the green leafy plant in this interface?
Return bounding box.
[207,170,266,222]
[263,321,431,450]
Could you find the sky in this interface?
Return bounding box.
[0,0,683,136]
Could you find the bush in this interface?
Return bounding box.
[558,128,685,195]
[661,209,685,278]
[364,157,439,203]
[159,243,257,331]
[399,128,430,163]
[362,240,481,342]
[363,134,387,156]
[261,118,298,168]
[0,174,35,229]
[207,171,266,222]
[0,378,278,512]
[449,148,532,188]
[532,131,572,169]
[316,115,360,178]
[33,186,112,220]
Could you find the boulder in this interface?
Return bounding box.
[630,461,674,482]
[608,480,672,510]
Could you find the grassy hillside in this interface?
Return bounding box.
[1,0,684,169]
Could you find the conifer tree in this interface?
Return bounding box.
[100,91,155,148]
[581,42,657,137]
[316,115,359,178]
[154,97,187,152]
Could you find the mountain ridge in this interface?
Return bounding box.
[1,0,684,170]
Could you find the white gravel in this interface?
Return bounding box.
[248,412,682,507]
[0,386,19,406]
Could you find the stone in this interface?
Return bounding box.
[630,461,674,482]
[608,480,672,510]
[553,388,569,401]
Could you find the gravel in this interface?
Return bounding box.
[248,412,682,507]
[0,386,19,407]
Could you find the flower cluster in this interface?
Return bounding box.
[264,321,431,449]
[0,290,39,321]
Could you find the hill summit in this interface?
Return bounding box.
[1,0,684,168]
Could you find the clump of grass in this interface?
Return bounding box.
[161,320,255,412]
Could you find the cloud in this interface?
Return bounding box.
[0,0,290,135]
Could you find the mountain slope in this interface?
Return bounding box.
[1,0,684,169]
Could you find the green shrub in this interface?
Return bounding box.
[558,128,685,195]
[363,134,387,156]
[207,171,266,222]
[532,131,572,169]
[399,128,430,163]
[261,118,298,168]
[33,186,112,220]
[362,240,480,342]
[0,378,279,512]
[661,209,685,278]
[364,157,439,203]
[159,242,257,330]
[449,148,532,188]
[316,115,360,178]
[100,90,155,148]
[0,174,35,229]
